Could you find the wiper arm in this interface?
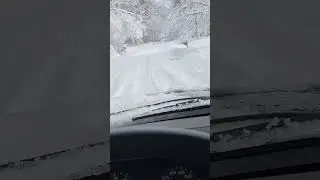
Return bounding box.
[144,96,210,114]
[133,104,210,121]
[111,96,210,116]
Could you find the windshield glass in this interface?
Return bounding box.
[212,0,320,153]
[110,0,210,127]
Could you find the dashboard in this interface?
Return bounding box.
[110,126,210,180]
[111,158,207,179]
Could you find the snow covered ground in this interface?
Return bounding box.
[110,37,210,127]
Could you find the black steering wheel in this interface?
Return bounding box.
[110,126,210,180]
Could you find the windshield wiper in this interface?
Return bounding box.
[131,96,210,122]
[111,95,210,116]
[142,96,210,113]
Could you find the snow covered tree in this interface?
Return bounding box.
[110,0,147,54]
[139,0,171,42]
[166,0,210,41]
[110,0,210,53]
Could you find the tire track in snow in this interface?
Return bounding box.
[131,58,142,94]
[110,38,210,114]
[149,57,175,93]
[151,64,174,93]
[146,56,160,94]
[163,57,208,90]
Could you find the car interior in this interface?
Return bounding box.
[110,126,209,180]
[108,96,211,180]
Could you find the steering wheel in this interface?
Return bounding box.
[110,126,210,180]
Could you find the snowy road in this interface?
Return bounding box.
[212,0,320,92]
[110,38,210,126]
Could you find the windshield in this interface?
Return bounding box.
[110,0,210,127]
[212,0,320,153]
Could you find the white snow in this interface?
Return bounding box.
[110,37,210,127]
[212,118,320,152]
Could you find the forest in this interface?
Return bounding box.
[110,0,210,54]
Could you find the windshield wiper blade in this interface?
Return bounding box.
[131,96,210,120]
[143,96,210,113]
[111,96,210,116]
[133,104,210,121]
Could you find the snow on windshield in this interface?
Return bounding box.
[110,0,210,126]
[211,117,320,152]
